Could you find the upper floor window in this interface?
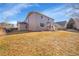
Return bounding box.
[40,23,44,27]
[41,16,43,19]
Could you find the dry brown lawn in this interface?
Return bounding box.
[0,31,79,56]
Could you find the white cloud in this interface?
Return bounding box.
[42,5,73,22]
[1,4,39,20]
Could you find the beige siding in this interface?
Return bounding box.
[17,24,26,31]
[27,12,54,31]
[75,21,79,29]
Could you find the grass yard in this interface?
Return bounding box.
[0,31,79,56]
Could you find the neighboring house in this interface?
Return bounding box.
[0,22,15,33]
[55,21,67,30]
[66,18,79,30]
[25,12,55,31]
[17,22,28,31]
[0,22,14,29]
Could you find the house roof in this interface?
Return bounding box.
[0,22,14,25]
[55,21,67,27]
[67,18,79,24]
[25,11,54,21]
[72,18,79,23]
[17,22,27,24]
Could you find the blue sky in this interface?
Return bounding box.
[0,3,78,24]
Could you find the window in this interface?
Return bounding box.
[41,16,43,19]
[40,23,44,27]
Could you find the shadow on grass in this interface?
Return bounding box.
[5,29,79,36]
[6,31,29,35]
[65,29,79,33]
[6,30,55,35]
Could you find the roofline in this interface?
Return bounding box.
[68,18,79,22]
[65,17,79,28]
[55,20,67,23]
[25,11,54,21]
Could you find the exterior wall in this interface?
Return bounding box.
[66,19,79,30]
[6,24,14,29]
[75,21,79,29]
[17,24,27,31]
[26,13,54,31]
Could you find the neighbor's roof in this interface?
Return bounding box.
[72,18,79,23]
[25,11,54,20]
[17,22,27,24]
[67,18,79,25]
[55,21,67,27]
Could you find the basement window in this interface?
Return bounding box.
[40,23,44,27]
